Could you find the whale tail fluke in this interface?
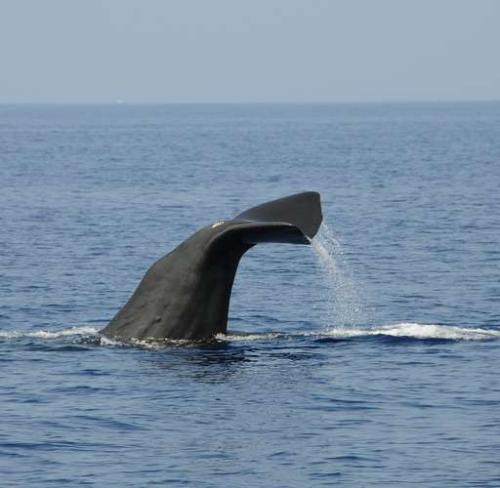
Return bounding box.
[230,191,322,245]
[102,191,323,341]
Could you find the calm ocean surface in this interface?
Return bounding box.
[1,103,499,486]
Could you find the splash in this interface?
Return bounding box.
[310,223,365,328]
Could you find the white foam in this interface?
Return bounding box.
[322,322,500,341]
[0,325,100,340]
[1,323,498,346]
[215,332,285,342]
[0,326,192,349]
[97,335,124,347]
[218,323,500,342]
[127,337,194,349]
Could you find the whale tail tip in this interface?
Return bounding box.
[232,191,323,245]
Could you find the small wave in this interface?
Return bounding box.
[216,332,286,342]
[105,336,197,350]
[323,323,500,341]
[0,326,100,340]
[217,323,500,343]
[1,322,498,348]
[0,326,194,350]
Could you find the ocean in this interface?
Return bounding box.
[1,102,499,486]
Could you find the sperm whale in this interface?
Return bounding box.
[101,191,322,341]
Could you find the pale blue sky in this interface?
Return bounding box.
[1,0,499,103]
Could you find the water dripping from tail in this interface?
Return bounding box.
[310,223,365,329]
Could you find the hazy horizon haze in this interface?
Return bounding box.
[1,0,499,103]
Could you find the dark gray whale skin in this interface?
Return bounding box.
[101,192,322,341]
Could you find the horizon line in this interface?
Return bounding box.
[1,99,500,106]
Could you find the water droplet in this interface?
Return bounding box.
[310,223,365,328]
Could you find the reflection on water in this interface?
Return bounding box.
[144,345,252,383]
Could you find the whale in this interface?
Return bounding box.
[101,191,322,341]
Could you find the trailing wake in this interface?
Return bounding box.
[1,323,499,350]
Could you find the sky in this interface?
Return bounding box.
[0,0,499,103]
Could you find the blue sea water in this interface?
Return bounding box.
[1,102,499,486]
